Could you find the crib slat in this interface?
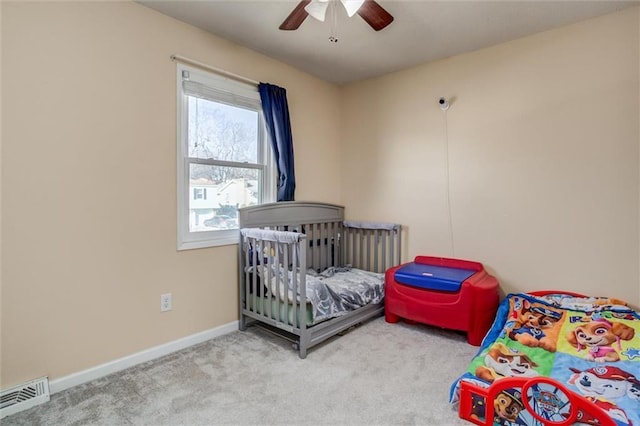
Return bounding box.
[326,222,331,269]
[291,242,298,326]
[252,239,258,316]
[390,229,395,267]
[359,229,364,269]
[283,244,289,325]
[274,241,281,323]
[266,240,273,320]
[334,222,340,268]
[344,226,350,267]
[244,239,250,313]
[397,227,401,267]
[313,222,319,271]
[307,223,311,270]
[366,229,371,271]
[319,222,325,271]
[374,229,379,273]
[259,239,266,316]
[298,235,307,333]
[253,240,262,308]
[381,231,387,272]
[352,228,356,268]
[303,223,310,271]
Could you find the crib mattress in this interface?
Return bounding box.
[259,266,385,323]
[248,296,314,327]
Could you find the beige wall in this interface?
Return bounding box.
[2,1,639,390]
[341,7,640,305]
[0,1,341,388]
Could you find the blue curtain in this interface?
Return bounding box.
[259,83,296,202]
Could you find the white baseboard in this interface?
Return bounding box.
[49,321,238,394]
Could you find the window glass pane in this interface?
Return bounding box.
[187,96,259,163]
[189,164,260,233]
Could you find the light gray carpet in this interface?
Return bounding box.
[4,317,479,425]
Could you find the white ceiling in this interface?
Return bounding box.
[138,0,638,84]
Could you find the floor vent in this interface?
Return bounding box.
[0,377,50,419]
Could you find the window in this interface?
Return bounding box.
[177,64,275,250]
[193,188,207,200]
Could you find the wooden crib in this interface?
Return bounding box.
[238,201,401,358]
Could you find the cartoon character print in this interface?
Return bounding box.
[563,405,632,426]
[589,399,633,426]
[611,312,637,321]
[475,342,539,383]
[569,366,638,401]
[566,318,635,362]
[563,409,600,426]
[541,294,628,311]
[568,366,638,425]
[469,394,487,422]
[493,388,525,426]
[508,300,563,352]
[562,402,634,426]
[629,382,640,401]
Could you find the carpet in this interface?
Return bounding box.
[4,317,478,425]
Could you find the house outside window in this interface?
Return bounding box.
[177,64,275,250]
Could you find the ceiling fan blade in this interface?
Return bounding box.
[357,0,393,31]
[279,0,312,31]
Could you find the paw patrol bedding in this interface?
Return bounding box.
[450,292,640,426]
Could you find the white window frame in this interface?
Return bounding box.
[176,63,275,250]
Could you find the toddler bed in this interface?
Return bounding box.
[238,201,401,358]
[450,291,640,426]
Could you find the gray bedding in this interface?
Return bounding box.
[260,266,384,324]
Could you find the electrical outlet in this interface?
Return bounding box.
[160,293,172,312]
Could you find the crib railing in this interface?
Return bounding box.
[238,218,402,358]
[342,221,401,274]
[239,228,308,334]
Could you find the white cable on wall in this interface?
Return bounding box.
[439,97,456,257]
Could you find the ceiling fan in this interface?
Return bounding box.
[279,0,394,32]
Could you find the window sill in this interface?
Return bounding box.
[177,233,239,250]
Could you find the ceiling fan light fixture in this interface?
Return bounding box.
[280,0,393,32]
[340,0,365,17]
[304,0,329,22]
